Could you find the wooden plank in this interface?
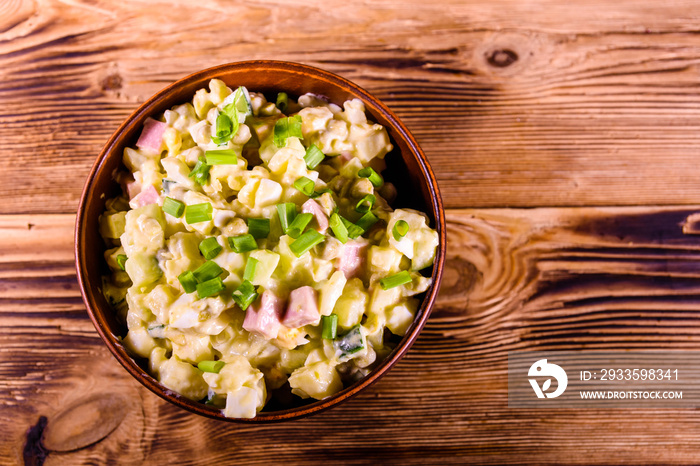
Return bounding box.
[3,1,700,212]
[4,208,700,464]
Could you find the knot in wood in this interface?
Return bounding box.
[486,49,518,68]
[101,73,123,91]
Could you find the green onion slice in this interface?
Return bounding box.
[286,213,313,239]
[276,92,289,112]
[232,86,252,116]
[178,270,198,293]
[380,271,412,290]
[289,229,325,257]
[199,237,222,260]
[340,216,364,239]
[293,177,315,196]
[232,280,258,310]
[329,213,348,244]
[243,257,259,282]
[197,276,225,299]
[321,314,338,339]
[356,212,379,233]
[193,260,224,282]
[116,254,128,271]
[229,234,257,253]
[355,194,375,213]
[276,203,297,233]
[197,360,225,373]
[205,149,238,165]
[273,115,303,148]
[162,197,185,218]
[247,218,270,239]
[358,167,383,187]
[303,144,325,169]
[392,220,410,241]
[185,202,213,224]
[309,188,332,199]
[188,156,211,186]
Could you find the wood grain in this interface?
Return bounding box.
[4,1,700,213]
[4,209,700,464]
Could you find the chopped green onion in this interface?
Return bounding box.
[188,156,211,186]
[162,197,185,218]
[276,92,289,112]
[212,109,237,145]
[286,213,313,239]
[205,149,238,165]
[392,220,410,241]
[276,203,297,233]
[197,276,225,299]
[273,115,303,147]
[116,254,128,271]
[304,144,325,169]
[229,234,257,253]
[199,237,222,260]
[232,86,252,116]
[340,216,364,239]
[322,314,338,339]
[232,280,258,310]
[356,212,379,233]
[247,218,270,239]
[380,271,412,290]
[293,177,315,196]
[310,188,332,199]
[358,167,383,187]
[197,360,225,373]
[355,194,375,213]
[289,229,325,257]
[329,213,348,244]
[178,270,198,293]
[193,260,224,282]
[243,257,259,282]
[185,202,213,224]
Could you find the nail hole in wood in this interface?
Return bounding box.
[486,49,518,68]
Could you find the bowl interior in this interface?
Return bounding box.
[76,61,446,422]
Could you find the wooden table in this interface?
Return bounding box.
[3,1,700,464]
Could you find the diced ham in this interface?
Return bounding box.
[282,286,320,328]
[337,240,368,279]
[242,291,284,340]
[136,117,167,154]
[340,151,353,162]
[129,185,159,208]
[301,199,328,233]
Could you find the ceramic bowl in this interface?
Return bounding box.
[75,60,446,422]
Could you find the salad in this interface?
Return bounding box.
[99,79,439,418]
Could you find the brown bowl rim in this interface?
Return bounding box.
[75,60,446,422]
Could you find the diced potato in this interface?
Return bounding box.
[289,361,343,400]
[159,355,209,400]
[99,211,127,239]
[125,253,162,290]
[385,299,419,336]
[248,249,280,286]
[368,246,403,274]
[319,271,347,316]
[333,278,367,329]
[123,326,157,359]
[387,208,439,271]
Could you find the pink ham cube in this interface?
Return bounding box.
[282,286,320,328]
[243,291,284,340]
[301,199,328,233]
[136,117,167,154]
[129,185,159,207]
[337,240,368,279]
